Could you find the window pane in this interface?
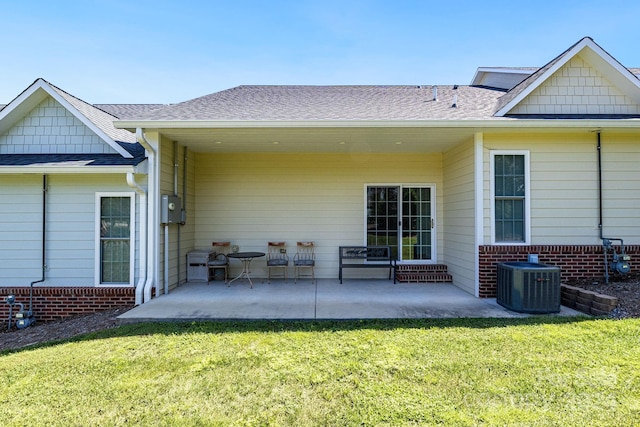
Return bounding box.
[514,221,524,241]
[514,176,525,197]
[514,199,524,218]
[495,176,504,196]
[100,196,131,283]
[367,186,399,259]
[101,240,130,283]
[495,155,504,175]
[494,155,526,243]
[514,155,525,175]
[101,197,130,238]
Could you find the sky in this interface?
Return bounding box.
[1,0,638,104]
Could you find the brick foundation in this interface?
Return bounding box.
[0,286,135,323]
[479,245,640,298]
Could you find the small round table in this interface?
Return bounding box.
[227,252,265,288]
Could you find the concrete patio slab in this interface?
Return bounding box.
[118,279,583,323]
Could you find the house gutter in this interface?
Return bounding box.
[126,173,147,305]
[136,128,157,303]
[0,166,139,175]
[115,118,640,130]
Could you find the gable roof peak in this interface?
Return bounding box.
[0,78,136,158]
[494,36,640,117]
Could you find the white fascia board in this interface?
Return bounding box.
[0,165,140,175]
[115,118,640,130]
[579,48,640,104]
[0,80,50,134]
[470,67,534,86]
[476,67,536,74]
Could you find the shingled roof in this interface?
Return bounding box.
[95,103,166,119]
[0,79,149,169]
[127,85,505,122]
[0,141,146,167]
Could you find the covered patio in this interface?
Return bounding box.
[117,279,581,323]
[116,86,497,302]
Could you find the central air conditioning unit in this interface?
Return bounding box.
[497,262,561,313]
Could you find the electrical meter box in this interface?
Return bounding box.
[161,195,182,224]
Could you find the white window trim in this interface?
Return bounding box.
[95,192,136,286]
[489,150,531,245]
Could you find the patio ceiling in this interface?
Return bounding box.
[153,126,480,153]
[132,119,640,153]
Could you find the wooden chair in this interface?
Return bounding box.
[266,242,289,283]
[208,241,230,283]
[293,241,315,283]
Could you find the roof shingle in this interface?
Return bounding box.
[0,141,146,167]
[129,85,505,121]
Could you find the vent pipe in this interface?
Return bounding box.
[433,86,438,101]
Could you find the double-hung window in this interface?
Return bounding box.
[96,193,135,285]
[491,151,529,244]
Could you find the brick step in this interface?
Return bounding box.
[396,273,453,283]
[395,264,449,273]
[395,264,452,283]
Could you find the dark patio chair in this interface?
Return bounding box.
[267,241,289,283]
[294,241,315,283]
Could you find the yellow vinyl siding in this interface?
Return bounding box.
[158,137,195,291]
[484,132,640,245]
[195,152,443,279]
[443,139,476,294]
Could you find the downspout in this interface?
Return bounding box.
[597,131,604,241]
[180,145,188,283]
[597,131,627,282]
[29,175,48,311]
[164,224,169,295]
[474,133,484,298]
[173,141,181,286]
[182,146,187,225]
[127,173,147,305]
[136,128,157,303]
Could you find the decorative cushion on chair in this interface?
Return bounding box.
[268,258,289,266]
[209,253,228,266]
[294,259,315,266]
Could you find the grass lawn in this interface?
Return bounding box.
[1,317,639,426]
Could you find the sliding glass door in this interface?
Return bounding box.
[366,185,434,262]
